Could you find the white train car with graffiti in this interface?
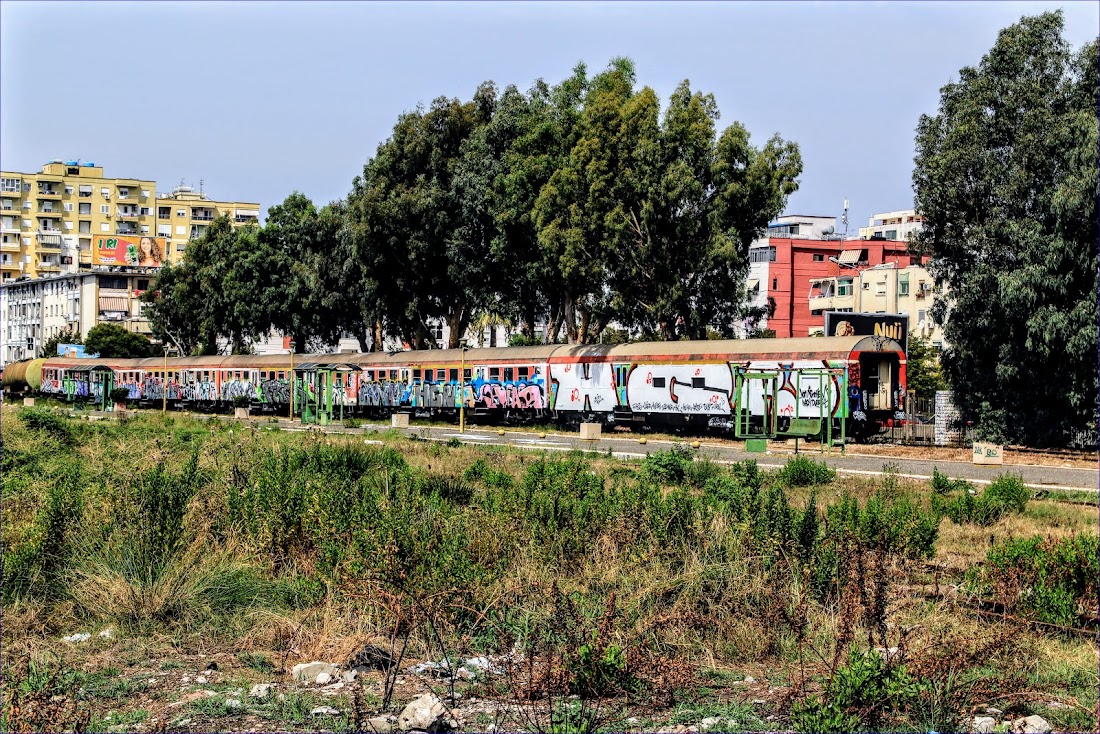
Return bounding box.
[9,335,905,440]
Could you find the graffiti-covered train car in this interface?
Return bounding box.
[27,335,904,440]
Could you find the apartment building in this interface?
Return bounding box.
[155,185,259,260]
[0,161,260,282]
[1,161,156,281]
[740,212,932,339]
[858,209,924,241]
[1,268,159,366]
[807,263,947,346]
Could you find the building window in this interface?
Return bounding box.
[0,177,21,192]
[837,278,853,296]
[750,246,777,263]
[158,207,170,219]
[772,278,778,290]
[885,229,897,239]
[898,274,909,296]
[812,253,824,262]
[64,202,73,212]
[918,310,926,324]
[79,221,91,234]
[141,190,150,198]
[139,207,150,216]
[100,205,109,214]
[177,209,186,217]
[100,223,110,232]
[79,203,91,215]
[141,225,150,234]
[875,282,886,295]
[100,188,110,197]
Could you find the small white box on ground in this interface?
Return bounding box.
[22,397,34,407]
[972,442,1003,466]
[391,413,410,428]
[580,422,601,440]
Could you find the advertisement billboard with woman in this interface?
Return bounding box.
[92,235,166,268]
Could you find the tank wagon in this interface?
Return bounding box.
[9,335,905,441]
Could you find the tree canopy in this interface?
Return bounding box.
[84,323,155,359]
[913,10,1098,445]
[146,57,802,353]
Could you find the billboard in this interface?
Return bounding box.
[824,311,909,352]
[92,235,166,268]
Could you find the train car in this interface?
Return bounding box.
[1,358,48,396]
[31,334,904,440]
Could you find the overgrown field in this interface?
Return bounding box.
[2,406,1097,733]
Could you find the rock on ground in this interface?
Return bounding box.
[292,661,338,682]
[972,716,997,733]
[398,692,450,733]
[1011,715,1052,734]
[311,706,341,717]
[249,684,274,699]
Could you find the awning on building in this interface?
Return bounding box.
[234,209,259,217]
[746,279,760,292]
[837,249,862,265]
[78,185,93,193]
[98,296,129,312]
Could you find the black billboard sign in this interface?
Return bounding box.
[824,312,909,352]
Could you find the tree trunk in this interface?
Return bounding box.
[589,315,610,344]
[564,294,579,345]
[545,301,563,344]
[446,305,468,349]
[577,308,591,345]
[372,319,384,352]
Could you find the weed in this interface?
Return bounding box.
[777,455,836,487]
[17,406,74,444]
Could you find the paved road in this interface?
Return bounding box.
[283,420,1099,492]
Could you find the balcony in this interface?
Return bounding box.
[1,241,19,252]
[36,189,62,199]
[36,235,63,250]
[37,207,61,216]
[37,261,61,272]
[116,209,140,219]
[809,293,854,312]
[191,213,215,221]
[116,228,139,236]
[1,223,19,234]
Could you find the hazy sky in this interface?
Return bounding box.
[2,1,1097,230]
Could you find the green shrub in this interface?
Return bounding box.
[931,466,972,494]
[937,472,1030,526]
[231,394,250,408]
[684,457,721,488]
[791,647,927,732]
[777,455,835,487]
[642,445,694,483]
[969,533,1098,626]
[110,387,131,404]
[17,407,73,445]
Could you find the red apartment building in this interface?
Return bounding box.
[757,238,925,338]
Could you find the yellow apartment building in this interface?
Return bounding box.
[1,161,156,281]
[1,161,259,282]
[154,184,259,260]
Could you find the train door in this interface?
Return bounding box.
[733,369,778,437]
[858,352,900,412]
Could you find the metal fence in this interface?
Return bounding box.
[869,392,1097,450]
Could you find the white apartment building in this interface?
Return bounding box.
[859,209,924,241]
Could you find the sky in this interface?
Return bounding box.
[2,1,1097,231]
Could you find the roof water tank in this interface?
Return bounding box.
[83,161,96,167]
[65,160,79,166]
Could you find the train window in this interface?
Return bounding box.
[388,370,398,380]
[277,371,285,379]
[202,371,209,381]
[519,367,529,379]
[652,377,666,388]
[448,369,458,382]
[504,367,514,382]
[463,368,471,380]
[413,369,422,380]
[692,377,705,389]
[489,367,500,379]
[234,371,241,380]
[437,369,447,381]
[365,370,374,380]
